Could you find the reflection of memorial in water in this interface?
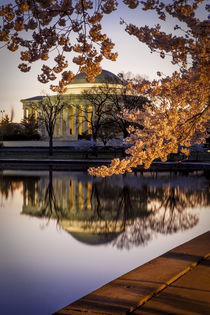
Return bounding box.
[0,173,39,201]
[22,177,93,214]
[19,171,210,248]
[21,173,138,244]
[1,171,209,248]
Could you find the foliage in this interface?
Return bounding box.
[21,113,40,139]
[0,122,27,140]
[0,112,40,140]
[0,0,120,92]
[0,114,10,126]
[0,0,209,175]
[88,1,210,176]
[0,114,38,140]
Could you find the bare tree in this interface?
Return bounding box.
[80,86,114,141]
[82,77,147,140]
[36,95,66,156]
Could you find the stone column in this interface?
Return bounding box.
[83,104,87,133]
[78,105,83,136]
[87,105,92,134]
[25,107,29,118]
[69,106,74,136]
[58,113,62,136]
[66,108,69,137]
[62,110,67,137]
[74,105,78,137]
[29,107,33,117]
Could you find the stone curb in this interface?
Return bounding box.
[53,231,210,315]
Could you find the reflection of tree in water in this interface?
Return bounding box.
[0,175,22,200]
[113,183,209,249]
[83,182,150,235]
[147,187,200,233]
[88,179,210,249]
[0,174,39,201]
[35,168,67,228]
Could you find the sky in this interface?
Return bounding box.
[0,1,207,122]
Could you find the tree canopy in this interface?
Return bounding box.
[0,0,209,176]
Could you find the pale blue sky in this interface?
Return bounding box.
[0,1,207,122]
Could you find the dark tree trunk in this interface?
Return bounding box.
[92,132,97,142]
[48,166,53,214]
[49,133,53,156]
[123,128,129,138]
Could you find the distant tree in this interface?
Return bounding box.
[35,95,66,156]
[0,114,9,126]
[0,122,28,141]
[21,113,40,139]
[0,110,21,141]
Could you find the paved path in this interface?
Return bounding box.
[53,231,210,315]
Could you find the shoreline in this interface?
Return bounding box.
[0,159,210,171]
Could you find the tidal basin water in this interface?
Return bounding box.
[0,169,209,315]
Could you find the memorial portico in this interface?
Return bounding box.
[21,70,124,141]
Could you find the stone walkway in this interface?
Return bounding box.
[53,231,210,315]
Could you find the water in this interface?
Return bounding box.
[0,169,209,315]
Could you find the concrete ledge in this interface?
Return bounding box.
[1,141,78,147]
[0,159,209,171]
[133,255,210,314]
[53,231,210,314]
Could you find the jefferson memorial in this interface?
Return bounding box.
[21,70,124,141]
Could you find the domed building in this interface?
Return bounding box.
[21,70,124,141]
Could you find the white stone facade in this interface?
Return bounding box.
[21,70,125,141]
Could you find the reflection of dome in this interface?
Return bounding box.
[70,69,123,85]
[60,220,122,245]
[69,231,119,246]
